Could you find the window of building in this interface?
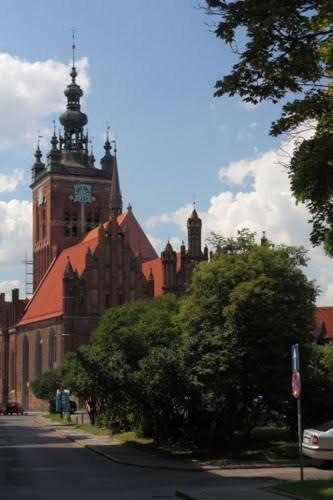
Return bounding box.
[49,333,57,369]
[35,335,43,377]
[94,210,100,226]
[72,212,78,237]
[86,212,92,232]
[64,212,70,237]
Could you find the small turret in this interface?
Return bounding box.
[147,268,155,298]
[161,241,177,293]
[109,142,123,217]
[47,120,61,167]
[31,139,45,183]
[100,126,114,174]
[187,207,202,259]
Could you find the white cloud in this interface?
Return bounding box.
[0,169,24,192]
[0,280,22,300]
[0,53,90,151]
[0,199,32,265]
[146,135,333,306]
[146,232,162,251]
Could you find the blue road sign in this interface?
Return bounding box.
[291,344,300,372]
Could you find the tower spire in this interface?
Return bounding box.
[110,140,122,217]
[72,28,76,69]
[59,33,89,160]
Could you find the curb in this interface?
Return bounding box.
[34,416,308,473]
[260,487,307,500]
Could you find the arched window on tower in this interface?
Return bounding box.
[36,205,40,241]
[49,332,57,369]
[41,203,46,240]
[35,334,43,377]
[64,212,70,237]
[72,212,78,237]
[86,212,92,232]
[94,209,100,226]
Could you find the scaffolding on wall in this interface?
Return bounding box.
[22,252,33,298]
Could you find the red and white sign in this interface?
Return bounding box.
[292,371,301,399]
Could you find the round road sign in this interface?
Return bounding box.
[292,371,301,399]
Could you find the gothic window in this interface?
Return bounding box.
[64,212,70,237]
[35,334,43,377]
[22,336,29,387]
[49,332,57,369]
[10,351,15,390]
[72,212,78,237]
[41,203,46,240]
[94,210,100,226]
[105,293,110,308]
[86,212,92,232]
[36,206,40,241]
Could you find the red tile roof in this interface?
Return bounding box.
[142,258,163,296]
[314,307,333,340]
[18,210,158,327]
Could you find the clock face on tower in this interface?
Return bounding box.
[74,184,92,203]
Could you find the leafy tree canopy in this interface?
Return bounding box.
[31,367,62,411]
[205,0,333,253]
[181,239,318,437]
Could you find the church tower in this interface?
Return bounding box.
[32,41,120,290]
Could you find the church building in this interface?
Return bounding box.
[0,51,207,410]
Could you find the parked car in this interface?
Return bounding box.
[6,402,24,415]
[0,403,6,415]
[303,421,333,461]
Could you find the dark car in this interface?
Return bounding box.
[6,402,24,415]
[0,403,6,415]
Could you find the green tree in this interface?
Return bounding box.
[205,0,333,252]
[181,238,318,442]
[31,368,62,412]
[61,344,108,425]
[85,294,184,441]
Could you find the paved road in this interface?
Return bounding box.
[0,416,332,500]
[0,415,258,500]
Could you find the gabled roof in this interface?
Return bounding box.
[314,307,333,341]
[18,209,158,327]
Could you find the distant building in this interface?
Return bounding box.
[0,51,207,410]
[313,307,333,344]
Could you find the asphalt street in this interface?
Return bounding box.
[1,415,333,500]
[0,415,264,500]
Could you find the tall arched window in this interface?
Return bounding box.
[94,210,100,226]
[49,332,57,369]
[22,336,30,410]
[86,212,92,232]
[10,351,15,390]
[35,334,43,377]
[64,212,70,237]
[72,212,78,237]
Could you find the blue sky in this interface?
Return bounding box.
[0,0,332,304]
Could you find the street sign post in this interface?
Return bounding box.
[292,371,301,399]
[291,344,304,482]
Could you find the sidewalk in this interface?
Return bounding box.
[35,415,321,499]
[35,415,302,472]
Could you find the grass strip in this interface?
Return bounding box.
[274,479,333,499]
